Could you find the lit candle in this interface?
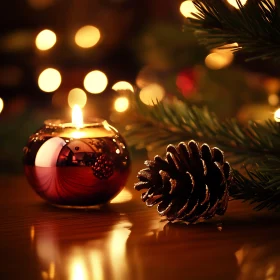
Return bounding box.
[23,105,131,207]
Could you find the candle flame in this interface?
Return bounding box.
[72,105,83,129]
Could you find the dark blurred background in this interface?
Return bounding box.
[1,0,279,173]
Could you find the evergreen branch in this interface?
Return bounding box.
[232,157,280,211]
[124,96,280,211]
[125,97,280,160]
[187,0,280,61]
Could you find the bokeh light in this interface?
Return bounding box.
[227,0,247,9]
[114,97,129,112]
[38,68,62,92]
[139,83,165,106]
[268,94,279,106]
[75,25,101,48]
[274,108,280,122]
[35,29,57,51]
[28,0,54,9]
[112,81,134,92]
[0,98,3,114]
[68,88,87,108]
[180,1,198,19]
[205,52,233,70]
[84,70,108,94]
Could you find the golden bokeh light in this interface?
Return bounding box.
[35,29,57,51]
[0,98,3,114]
[75,25,101,48]
[139,83,165,106]
[268,94,279,106]
[114,97,129,113]
[180,1,198,19]
[38,68,62,92]
[274,108,280,122]
[68,88,87,108]
[205,52,233,70]
[112,81,134,92]
[227,0,247,9]
[84,70,108,94]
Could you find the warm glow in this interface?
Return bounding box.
[274,108,280,122]
[75,25,101,48]
[205,52,233,70]
[112,81,134,92]
[139,83,165,106]
[227,0,247,9]
[114,97,129,113]
[89,251,104,280]
[72,105,84,129]
[205,43,237,70]
[30,226,35,242]
[35,29,56,51]
[0,98,3,114]
[268,94,279,106]
[84,70,108,94]
[110,189,132,204]
[28,0,54,10]
[109,224,131,279]
[70,256,88,280]
[180,1,199,19]
[49,262,55,279]
[68,88,87,108]
[38,68,62,92]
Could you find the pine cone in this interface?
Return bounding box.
[134,141,231,223]
[92,155,114,179]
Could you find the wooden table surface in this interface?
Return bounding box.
[1,158,280,280]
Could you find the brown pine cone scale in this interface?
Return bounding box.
[134,140,231,223]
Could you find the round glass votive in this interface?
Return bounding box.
[23,119,131,207]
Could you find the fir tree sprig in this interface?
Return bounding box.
[124,95,280,211]
[187,0,280,61]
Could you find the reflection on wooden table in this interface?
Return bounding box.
[1,159,280,280]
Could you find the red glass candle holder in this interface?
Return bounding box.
[23,119,131,207]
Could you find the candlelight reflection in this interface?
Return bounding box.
[69,254,89,280]
[33,216,132,280]
[30,225,35,242]
[89,250,104,280]
[110,188,132,204]
[235,245,280,280]
[109,224,131,279]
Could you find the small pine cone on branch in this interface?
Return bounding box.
[134,141,232,224]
